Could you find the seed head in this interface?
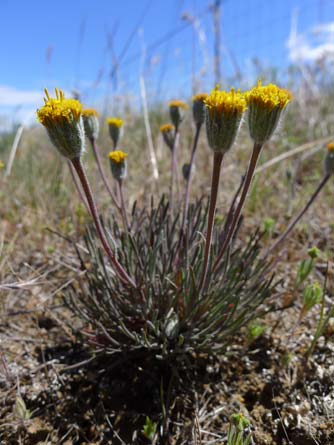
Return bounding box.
[324,142,334,176]
[245,80,292,144]
[108,150,128,180]
[160,123,175,150]
[192,93,208,126]
[36,88,85,159]
[82,108,99,141]
[204,87,247,153]
[0,160,4,169]
[168,100,188,128]
[107,117,123,148]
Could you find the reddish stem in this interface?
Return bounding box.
[198,152,224,292]
[71,157,137,288]
[212,142,262,273]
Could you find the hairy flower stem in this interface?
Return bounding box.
[118,179,130,233]
[212,142,263,273]
[90,138,121,211]
[169,127,179,216]
[266,174,330,256]
[71,157,137,289]
[181,123,202,233]
[68,161,89,213]
[198,152,224,292]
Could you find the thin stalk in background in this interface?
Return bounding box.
[89,138,121,211]
[181,123,202,233]
[169,127,179,216]
[265,174,330,256]
[71,156,137,289]
[212,142,263,273]
[198,152,224,292]
[117,179,130,233]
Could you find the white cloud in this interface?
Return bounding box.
[0,85,43,106]
[287,11,334,63]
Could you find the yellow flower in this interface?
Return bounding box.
[108,150,128,164]
[168,100,188,109]
[192,93,208,125]
[204,87,247,152]
[0,161,4,169]
[192,93,208,102]
[327,142,334,152]
[106,117,123,128]
[245,80,291,111]
[108,150,127,180]
[160,124,174,133]
[36,88,85,159]
[245,80,292,144]
[169,100,188,127]
[82,108,99,117]
[205,87,247,117]
[37,88,82,126]
[82,108,99,141]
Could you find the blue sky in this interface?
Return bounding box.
[1,0,334,128]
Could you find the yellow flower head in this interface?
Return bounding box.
[82,108,99,117]
[204,87,246,153]
[204,87,247,118]
[160,124,174,133]
[36,88,85,159]
[0,160,4,169]
[37,88,82,126]
[108,150,128,164]
[327,142,334,153]
[168,100,188,109]
[192,93,208,102]
[192,93,208,125]
[245,80,292,144]
[245,80,292,111]
[106,117,123,128]
[169,100,188,127]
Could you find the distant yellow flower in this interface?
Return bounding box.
[36,88,85,159]
[327,142,334,152]
[204,87,246,152]
[106,117,123,128]
[0,161,4,169]
[82,108,99,141]
[108,150,128,164]
[245,80,292,144]
[82,108,99,117]
[169,100,188,127]
[192,93,208,102]
[192,93,208,125]
[160,124,174,133]
[160,124,175,150]
[168,100,188,109]
[108,150,127,180]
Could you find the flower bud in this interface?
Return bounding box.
[324,142,334,176]
[0,160,4,169]
[108,150,128,181]
[160,124,175,150]
[107,118,123,148]
[245,80,292,144]
[168,100,188,128]
[204,87,246,153]
[36,88,85,159]
[192,93,208,126]
[82,108,99,141]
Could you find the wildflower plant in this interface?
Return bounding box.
[35,80,331,371]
